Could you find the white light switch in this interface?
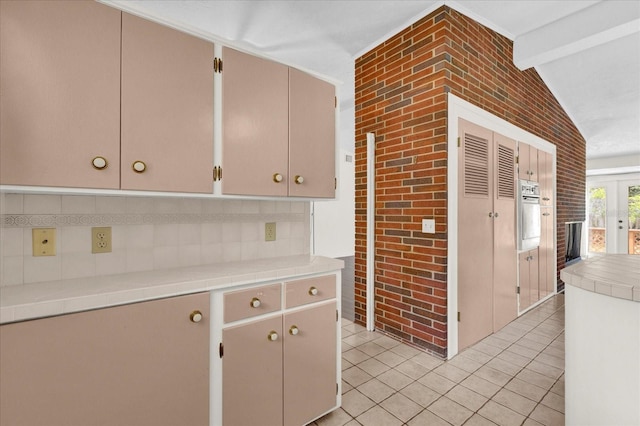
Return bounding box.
[422,219,435,234]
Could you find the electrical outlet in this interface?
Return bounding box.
[32,228,56,256]
[265,222,276,242]
[92,227,112,254]
[422,218,436,234]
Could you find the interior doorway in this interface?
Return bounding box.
[587,175,640,255]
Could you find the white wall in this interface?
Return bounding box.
[312,148,355,258]
[312,77,356,259]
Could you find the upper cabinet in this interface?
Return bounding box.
[0,1,121,189]
[121,13,213,193]
[0,1,213,193]
[518,142,538,182]
[538,150,553,206]
[221,47,336,198]
[289,68,336,198]
[221,47,289,197]
[1,4,336,198]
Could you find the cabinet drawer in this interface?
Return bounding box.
[224,284,281,323]
[285,275,335,308]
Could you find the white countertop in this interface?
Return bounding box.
[560,254,640,302]
[0,255,344,324]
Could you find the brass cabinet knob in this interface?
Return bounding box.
[92,156,108,170]
[190,310,203,323]
[289,325,299,336]
[132,161,147,173]
[494,212,499,218]
[294,175,304,184]
[273,173,283,183]
[250,297,261,308]
[308,286,318,296]
[267,331,279,341]
[488,212,493,218]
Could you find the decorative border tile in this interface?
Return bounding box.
[1,213,305,228]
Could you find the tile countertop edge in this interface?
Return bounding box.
[0,255,345,324]
[561,254,640,303]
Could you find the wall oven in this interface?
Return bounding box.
[518,180,540,251]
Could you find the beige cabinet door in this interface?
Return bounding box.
[539,207,555,298]
[0,293,210,426]
[518,143,538,182]
[121,13,214,193]
[221,47,289,196]
[519,248,539,311]
[458,119,494,350]
[518,251,532,311]
[492,133,517,331]
[529,248,540,304]
[222,315,284,426]
[0,0,121,188]
[284,302,337,426]
[289,68,336,198]
[539,151,553,206]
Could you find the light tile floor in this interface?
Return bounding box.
[313,294,565,426]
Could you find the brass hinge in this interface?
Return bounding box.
[517,286,520,294]
[335,177,337,190]
[336,310,339,321]
[336,383,339,395]
[516,155,520,164]
[214,57,223,73]
[335,96,337,108]
[213,166,222,181]
[457,312,460,322]
[219,342,224,358]
[457,137,460,147]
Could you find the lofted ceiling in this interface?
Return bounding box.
[105,0,640,164]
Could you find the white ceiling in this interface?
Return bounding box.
[106,0,640,163]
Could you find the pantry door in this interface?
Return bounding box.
[458,119,494,350]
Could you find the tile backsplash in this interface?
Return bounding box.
[0,193,310,287]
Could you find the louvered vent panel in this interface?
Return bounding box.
[497,144,515,199]
[464,133,489,197]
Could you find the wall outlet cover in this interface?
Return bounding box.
[422,219,436,234]
[265,222,276,241]
[92,227,112,254]
[32,228,56,256]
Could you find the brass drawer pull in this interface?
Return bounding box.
[190,310,203,323]
[92,156,108,170]
[132,161,147,173]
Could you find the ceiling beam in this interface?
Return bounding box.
[513,0,640,70]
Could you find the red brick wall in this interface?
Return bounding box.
[354,6,585,358]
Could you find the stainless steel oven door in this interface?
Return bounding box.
[520,199,540,250]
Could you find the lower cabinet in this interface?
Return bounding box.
[0,293,210,426]
[519,248,539,312]
[539,206,555,299]
[219,275,339,426]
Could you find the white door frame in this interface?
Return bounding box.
[587,174,640,254]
